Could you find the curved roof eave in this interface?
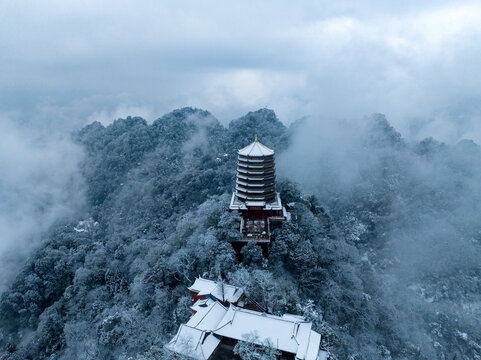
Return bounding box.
[238,141,274,157]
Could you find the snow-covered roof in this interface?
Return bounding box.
[229,192,284,211]
[189,278,244,303]
[186,301,227,331]
[238,140,274,157]
[317,349,329,360]
[190,298,216,313]
[245,200,266,207]
[282,313,306,321]
[168,281,327,360]
[213,305,323,360]
[165,324,221,360]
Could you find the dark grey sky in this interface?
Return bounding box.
[2,1,481,142]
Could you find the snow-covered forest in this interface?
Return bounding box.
[1,107,481,359]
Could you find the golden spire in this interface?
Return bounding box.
[255,134,258,142]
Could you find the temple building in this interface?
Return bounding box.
[188,277,266,312]
[229,136,287,251]
[188,278,245,306]
[166,278,329,360]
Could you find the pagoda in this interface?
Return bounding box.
[229,136,287,251]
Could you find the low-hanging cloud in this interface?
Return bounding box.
[278,113,481,353]
[0,117,86,292]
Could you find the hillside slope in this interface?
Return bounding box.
[1,108,481,360]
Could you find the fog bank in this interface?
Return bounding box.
[0,117,85,292]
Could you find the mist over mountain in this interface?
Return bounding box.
[0,107,480,360]
[0,118,85,293]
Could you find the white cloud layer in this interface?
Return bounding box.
[0,117,86,291]
[1,1,481,140]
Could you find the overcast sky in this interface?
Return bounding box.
[2,1,481,142]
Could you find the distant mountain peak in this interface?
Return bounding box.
[243,108,279,122]
[367,113,404,148]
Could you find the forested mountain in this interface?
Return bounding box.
[1,108,480,359]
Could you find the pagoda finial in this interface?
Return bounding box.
[255,134,258,142]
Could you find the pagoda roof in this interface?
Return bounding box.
[238,140,274,157]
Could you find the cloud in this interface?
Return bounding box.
[284,4,481,133]
[278,111,481,317]
[87,103,155,125]
[2,1,481,141]
[0,116,85,292]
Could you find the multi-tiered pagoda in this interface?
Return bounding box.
[229,136,287,249]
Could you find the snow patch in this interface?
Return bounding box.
[74,218,98,233]
[456,330,468,341]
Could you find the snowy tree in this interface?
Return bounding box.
[233,332,280,360]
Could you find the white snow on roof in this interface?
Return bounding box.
[238,141,274,157]
[282,313,306,321]
[229,192,284,211]
[189,278,217,295]
[169,281,327,360]
[304,331,322,360]
[245,200,266,207]
[165,324,221,360]
[190,298,216,313]
[189,278,244,303]
[213,305,322,360]
[187,301,227,331]
[296,324,324,360]
[317,349,329,360]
